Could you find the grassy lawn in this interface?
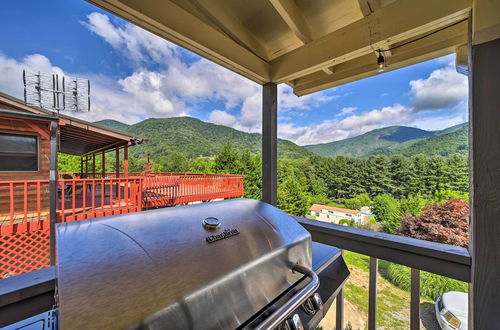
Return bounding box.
[339,251,436,330]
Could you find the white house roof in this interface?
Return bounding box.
[310,204,360,214]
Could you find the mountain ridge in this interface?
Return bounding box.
[95,118,468,159]
[305,123,468,157]
[96,117,313,159]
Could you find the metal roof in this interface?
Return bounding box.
[86,0,472,96]
[0,92,144,156]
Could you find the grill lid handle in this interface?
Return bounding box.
[254,264,319,330]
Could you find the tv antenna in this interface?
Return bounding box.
[23,70,90,113]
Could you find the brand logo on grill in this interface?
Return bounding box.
[206,228,240,243]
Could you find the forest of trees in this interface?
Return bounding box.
[59,143,469,238]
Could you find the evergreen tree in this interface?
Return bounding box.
[372,194,402,234]
[277,175,310,216]
[238,151,262,200]
[214,143,239,174]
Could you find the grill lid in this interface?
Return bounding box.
[56,199,312,329]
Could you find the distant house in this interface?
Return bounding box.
[310,204,368,225]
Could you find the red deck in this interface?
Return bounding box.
[0,173,244,276]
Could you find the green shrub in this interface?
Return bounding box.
[338,219,355,226]
[384,263,468,300]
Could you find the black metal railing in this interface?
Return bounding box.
[295,217,471,330]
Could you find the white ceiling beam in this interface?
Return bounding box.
[268,0,313,44]
[191,0,269,60]
[322,67,334,75]
[357,1,391,57]
[270,0,471,83]
[86,0,271,83]
[293,20,467,96]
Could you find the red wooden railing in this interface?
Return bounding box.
[1,173,244,235]
[0,173,244,277]
[58,177,143,222]
[143,174,244,207]
[0,180,51,236]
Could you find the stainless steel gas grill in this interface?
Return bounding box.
[2,199,349,330]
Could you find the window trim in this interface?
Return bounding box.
[0,130,40,173]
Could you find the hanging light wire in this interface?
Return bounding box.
[377,17,469,53]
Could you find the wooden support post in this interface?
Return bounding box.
[115,147,120,178]
[410,268,420,330]
[102,151,106,178]
[85,157,88,178]
[262,82,277,205]
[80,157,83,177]
[470,36,500,329]
[92,154,96,179]
[368,257,378,330]
[49,121,58,266]
[124,145,129,177]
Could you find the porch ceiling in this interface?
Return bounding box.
[86,0,471,95]
[58,123,131,156]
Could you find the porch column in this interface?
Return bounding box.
[102,151,106,178]
[470,4,500,327]
[124,145,129,177]
[84,157,88,177]
[262,82,277,205]
[80,157,83,177]
[115,147,120,178]
[49,120,58,265]
[92,154,96,178]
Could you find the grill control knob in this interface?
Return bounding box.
[301,293,324,315]
[287,314,303,330]
[311,293,324,311]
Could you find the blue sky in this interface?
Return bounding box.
[0,0,468,145]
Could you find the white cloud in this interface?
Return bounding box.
[82,12,179,65]
[80,12,336,132]
[0,52,165,124]
[409,65,468,112]
[278,104,415,145]
[411,112,467,131]
[0,53,64,98]
[208,110,237,127]
[2,12,468,147]
[336,106,357,116]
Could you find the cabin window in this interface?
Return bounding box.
[0,133,38,171]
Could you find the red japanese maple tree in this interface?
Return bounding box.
[399,198,469,247]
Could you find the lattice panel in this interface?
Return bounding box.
[0,230,50,278]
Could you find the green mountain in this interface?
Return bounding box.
[305,126,435,157]
[305,123,468,157]
[94,119,130,132]
[397,124,468,157]
[96,117,312,159]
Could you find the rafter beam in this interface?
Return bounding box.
[293,20,467,96]
[357,1,390,58]
[191,0,269,60]
[21,119,50,140]
[357,0,380,17]
[269,0,312,44]
[271,0,471,83]
[86,0,271,83]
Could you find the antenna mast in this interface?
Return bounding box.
[23,70,91,113]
